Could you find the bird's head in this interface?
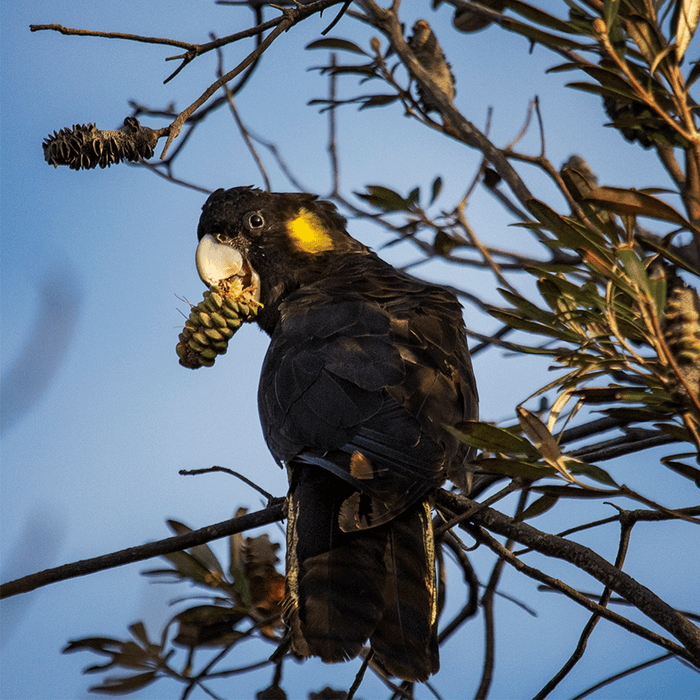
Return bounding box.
[195,187,362,333]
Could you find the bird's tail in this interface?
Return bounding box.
[370,500,439,681]
[284,466,439,681]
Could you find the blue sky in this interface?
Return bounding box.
[1,1,699,699]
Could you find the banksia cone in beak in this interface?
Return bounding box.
[176,284,262,369]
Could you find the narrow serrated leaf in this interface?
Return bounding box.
[447,422,540,456]
[488,308,579,341]
[676,0,700,60]
[584,187,693,227]
[498,288,553,324]
[356,185,408,212]
[128,622,149,647]
[618,248,651,295]
[306,38,368,55]
[430,176,443,205]
[477,458,554,480]
[90,671,158,695]
[534,485,612,497]
[567,460,619,487]
[516,494,558,520]
[517,407,577,483]
[359,94,400,110]
[661,457,700,485]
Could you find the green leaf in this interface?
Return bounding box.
[305,38,368,55]
[63,637,122,655]
[359,94,401,110]
[500,15,589,50]
[506,0,580,35]
[648,275,667,321]
[430,176,443,205]
[498,288,554,324]
[516,494,558,520]
[687,58,700,89]
[433,230,460,256]
[575,387,657,404]
[517,406,577,482]
[660,457,700,486]
[477,458,555,480]
[90,671,158,695]
[654,422,692,441]
[525,199,609,255]
[447,422,540,456]
[604,0,621,28]
[534,485,613,497]
[128,622,150,647]
[113,641,153,669]
[625,12,666,65]
[676,0,700,60]
[488,308,580,341]
[566,81,639,102]
[567,460,619,487]
[584,187,693,227]
[580,64,634,95]
[638,235,700,276]
[173,605,246,648]
[618,248,651,295]
[356,185,409,211]
[162,550,215,586]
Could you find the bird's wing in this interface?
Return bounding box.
[258,278,475,529]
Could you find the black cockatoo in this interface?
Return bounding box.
[188,186,478,681]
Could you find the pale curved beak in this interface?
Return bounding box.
[196,234,244,287]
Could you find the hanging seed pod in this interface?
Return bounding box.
[177,285,262,369]
[43,117,165,170]
[663,281,700,402]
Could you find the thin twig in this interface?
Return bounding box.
[179,465,274,502]
[215,40,271,190]
[533,517,634,698]
[160,0,347,157]
[437,532,480,643]
[570,653,676,700]
[347,651,371,700]
[29,23,194,50]
[474,488,529,700]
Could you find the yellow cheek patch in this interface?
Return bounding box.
[287,208,334,254]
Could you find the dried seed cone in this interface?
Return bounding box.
[177,287,261,369]
[663,282,700,401]
[43,117,160,170]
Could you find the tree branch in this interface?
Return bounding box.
[0,499,286,599]
[435,490,700,666]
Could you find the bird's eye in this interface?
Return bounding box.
[246,212,265,231]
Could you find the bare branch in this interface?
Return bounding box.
[436,490,700,665]
[0,499,286,599]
